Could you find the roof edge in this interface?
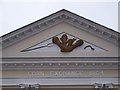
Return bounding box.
[1,9,120,48]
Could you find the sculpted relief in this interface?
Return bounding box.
[21,33,104,53]
[52,34,84,52]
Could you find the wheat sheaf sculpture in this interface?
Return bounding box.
[52,34,84,52]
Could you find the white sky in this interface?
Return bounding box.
[0,0,119,36]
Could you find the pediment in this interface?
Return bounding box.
[1,9,119,57]
[2,22,118,57]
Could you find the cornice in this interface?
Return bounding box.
[2,57,119,70]
[2,61,118,71]
[1,9,120,49]
[1,15,64,48]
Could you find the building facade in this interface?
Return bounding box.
[0,9,120,90]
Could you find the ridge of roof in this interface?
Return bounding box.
[1,9,120,48]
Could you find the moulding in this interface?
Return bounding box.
[2,57,118,70]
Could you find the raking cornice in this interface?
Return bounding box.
[1,9,120,48]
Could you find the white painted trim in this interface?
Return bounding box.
[2,57,118,70]
[1,78,119,86]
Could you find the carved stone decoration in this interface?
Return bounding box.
[94,83,113,90]
[20,84,29,90]
[20,84,40,90]
[52,34,84,52]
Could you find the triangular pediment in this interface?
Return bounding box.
[1,9,119,57]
